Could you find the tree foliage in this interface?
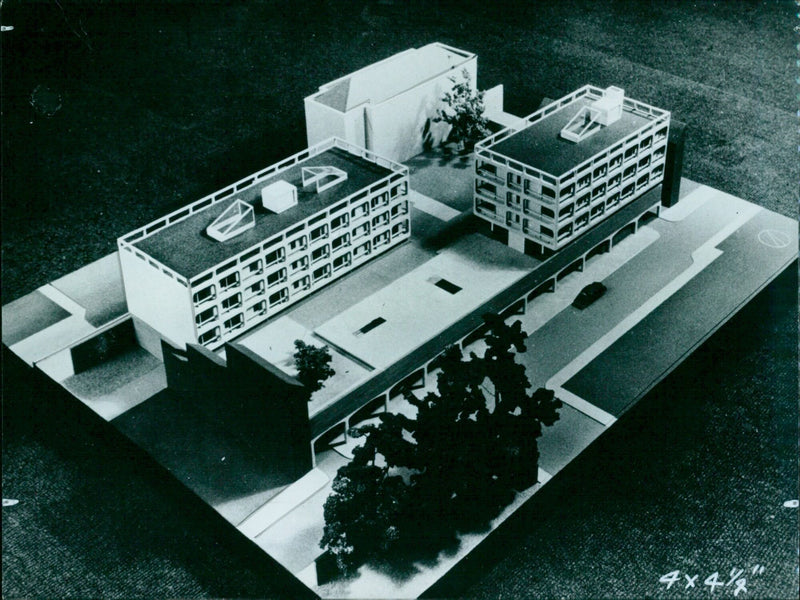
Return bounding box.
[433,68,491,150]
[320,314,562,575]
[293,340,335,395]
[320,461,407,574]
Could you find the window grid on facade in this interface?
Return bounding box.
[332,233,350,251]
[193,285,215,305]
[290,256,308,273]
[221,293,242,313]
[247,301,267,320]
[472,87,669,251]
[245,279,265,300]
[120,144,411,352]
[333,253,351,271]
[310,224,328,242]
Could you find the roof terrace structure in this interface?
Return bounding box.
[304,42,477,163]
[118,138,410,352]
[473,85,670,254]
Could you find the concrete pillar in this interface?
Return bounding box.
[508,230,526,254]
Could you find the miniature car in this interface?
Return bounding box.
[572,282,607,309]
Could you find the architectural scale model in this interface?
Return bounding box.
[118,138,410,352]
[473,85,670,254]
[305,42,502,163]
[2,41,797,599]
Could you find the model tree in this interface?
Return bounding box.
[320,458,407,575]
[480,313,562,489]
[404,345,513,530]
[320,314,562,574]
[434,69,491,152]
[293,340,335,394]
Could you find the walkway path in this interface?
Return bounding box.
[408,189,461,221]
[239,468,329,538]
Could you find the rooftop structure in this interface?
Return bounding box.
[118,138,410,352]
[304,42,479,163]
[473,85,670,253]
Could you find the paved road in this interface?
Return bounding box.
[513,188,762,394]
[565,205,797,414]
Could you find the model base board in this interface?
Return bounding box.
[3,150,795,597]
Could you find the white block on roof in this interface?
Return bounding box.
[261,180,298,214]
[592,86,624,126]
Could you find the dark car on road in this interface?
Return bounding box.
[572,282,607,309]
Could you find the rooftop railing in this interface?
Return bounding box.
[475,85,670,188]
[117,137,408,285]
[118,137,407,248]
[118,240,190,286]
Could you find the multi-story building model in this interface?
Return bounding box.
[473,85,670,255]
[118,138,410,352]
[9,36,800,600]
[305,42,503,163]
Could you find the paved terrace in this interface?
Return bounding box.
[314,235,535,370]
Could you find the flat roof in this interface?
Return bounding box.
[311,43,474,112]
[133,147,393,279]
[311,186,663,436]
[314,234,535,370]
[488,96,654,177]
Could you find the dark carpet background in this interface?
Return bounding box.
[2,1,798,598]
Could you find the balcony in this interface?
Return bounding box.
[475,201,499,219]
[475,185,500,202]
[522,224,549,244]
[476,167,503,185]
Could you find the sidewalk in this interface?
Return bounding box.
[239,468,329,538]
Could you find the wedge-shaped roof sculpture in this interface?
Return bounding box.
[301,166,348,193]
[206,200,255,242]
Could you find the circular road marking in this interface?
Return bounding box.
[757,229,791,249]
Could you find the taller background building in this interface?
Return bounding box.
[473,85,670,255]
[304,42,503,163]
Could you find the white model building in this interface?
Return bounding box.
[473,85,670,254]
[305,42,502,163]
[118,138,410,353]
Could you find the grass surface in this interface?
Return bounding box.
[2,1,798,598]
